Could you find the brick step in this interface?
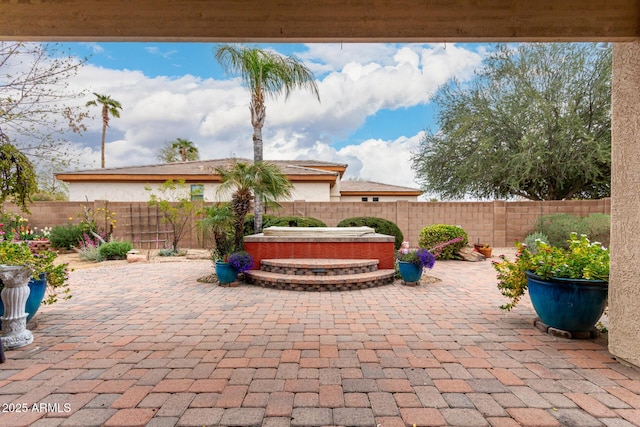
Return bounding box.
[260,258,379,275]
[244,269,396,291]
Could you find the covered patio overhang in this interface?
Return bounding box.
[2,0,640,368]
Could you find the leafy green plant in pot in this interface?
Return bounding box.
[493,233,609,333]
[0,241,72,322]
[216,251,254,285]
[396,248,435,284]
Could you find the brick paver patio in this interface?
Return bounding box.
[0,256,638,426]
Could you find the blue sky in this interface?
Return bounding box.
[59,42,486,189]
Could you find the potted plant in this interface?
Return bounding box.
[478,244,492,258]
[396,248,436,285]
[0,240,72,322]
[215,251,254,286]
[493,232,609,333]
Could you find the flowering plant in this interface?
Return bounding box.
[228,251,254,273]
[0,241,72,305]
[396,237,465,271]
[493,233,609,310]
[397,248,436,269]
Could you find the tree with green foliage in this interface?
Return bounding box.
[412,43,611,201]
[0,128,38,212]
[86,93,122,168]
[215,160,293,252]
[146,180,201,252]
[157,138,200,163]
[215,44,320,232]
[197,202,235,260]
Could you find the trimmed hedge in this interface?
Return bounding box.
[337,216,403,249]
[243,215,327,235]
[418,224,468,259]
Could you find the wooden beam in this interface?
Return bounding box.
[1,0,638,42]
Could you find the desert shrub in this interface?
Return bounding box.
[158,248,178,257]
[418,224,468,259]
[77,232,105,261]
[583,213,611,248]
[337,216,404,249]
[98,240,133,260]
[243,214,327,235]
[534,213,610,248]
[534,213,586,247]
[524,232,548,254]
[49,223,85,249]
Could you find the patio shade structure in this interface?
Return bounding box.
[1,0,639,368]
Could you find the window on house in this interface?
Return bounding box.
[373,197,379,202]
[361,197,368,202]
[190,184,204,201]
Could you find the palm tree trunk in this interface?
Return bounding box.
[101,105,108,168]
[100,124,107,168]
[251,99,266,234]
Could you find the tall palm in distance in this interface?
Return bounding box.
[215,160,293,251]
[86,93,122,168]
[215,44,320,233]
[172,138,199,162]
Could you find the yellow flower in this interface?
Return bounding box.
[69,217,73,221]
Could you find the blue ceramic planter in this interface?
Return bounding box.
[398,261,423,283]
[215,261,238,284]
[526,271,608,333]
[0,273,47,323]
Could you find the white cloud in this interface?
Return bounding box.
[80,42,104,54]
[63,43,484,188]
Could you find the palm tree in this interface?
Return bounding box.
[215,44,320,233]
[171,138,199,162]
[215,160,293,251]
[86,93,122,168]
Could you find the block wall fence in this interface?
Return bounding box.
[2,198,611,250]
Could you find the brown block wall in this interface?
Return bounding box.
[2,198,610,250]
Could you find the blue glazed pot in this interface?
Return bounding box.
[0,273,47,323]
[398,261,423,283]
[526,271,608,333]
[215,261,238,284]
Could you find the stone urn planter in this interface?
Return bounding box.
[0,265,34,349]
[0,273,47,325]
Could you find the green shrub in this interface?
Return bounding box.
[243,214,327,235]
[524,232,548,254]
[158,248,177,257]
[534,213,610,248]
[583,213,611,248]
[49,223,85,249]
[98,241,133,260]
[78,245,104,262]
[534,213,586,248]
[418,224,468,259]
[337,216,404,249]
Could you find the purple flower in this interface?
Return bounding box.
[397,248,435,269]
[228,251,254,273]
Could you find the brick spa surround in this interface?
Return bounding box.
[243,232,396,270]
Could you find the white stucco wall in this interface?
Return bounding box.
[67,181,332,202]
[340,195,419,202]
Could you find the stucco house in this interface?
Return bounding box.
[56,158,422,202]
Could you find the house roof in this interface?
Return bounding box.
[56,158,347,184]
[340,180,422,196]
